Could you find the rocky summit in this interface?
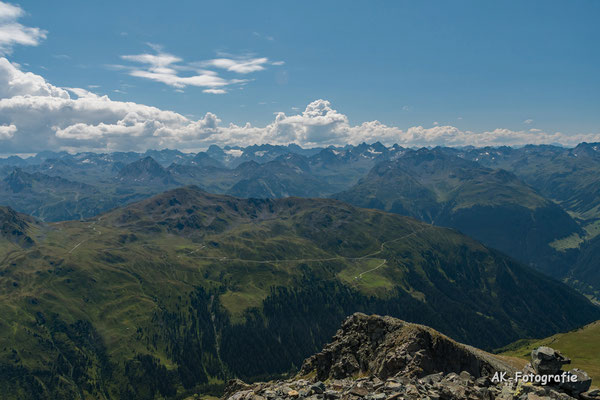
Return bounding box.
[223,313,599,400]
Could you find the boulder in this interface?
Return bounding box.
[560,368,592,395]
[531,346,571,375]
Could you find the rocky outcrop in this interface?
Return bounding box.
[299,313,516,381]
[224,313,599,400]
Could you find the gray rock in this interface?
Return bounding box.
[459,370,473,382]
[531,347,571,375]
[475,376,492,387]
[300,313,517,381]
[348,386,369,397]
[581,389,600,400]
[310,382,326,394]
[383,381,402,391]
[560,368,592,395]
[419,372,443,385]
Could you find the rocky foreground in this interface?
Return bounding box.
[223,313,599,400]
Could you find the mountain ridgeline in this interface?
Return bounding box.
[0,187,598,399]
[333,148,582,277]
[2,143,599,298]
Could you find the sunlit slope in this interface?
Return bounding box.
[499,320,600,383]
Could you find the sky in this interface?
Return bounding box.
[1,0,599,153]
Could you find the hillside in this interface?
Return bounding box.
[334,148,582,277]
[499,320,600,383]
[0,187,598,398]
[0,169,106,221]
[0,206,38,249]
[458,144,600,297]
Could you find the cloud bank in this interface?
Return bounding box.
[1,57,600,153]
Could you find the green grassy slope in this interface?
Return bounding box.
[0,187,598,399]
[499,320,600,383]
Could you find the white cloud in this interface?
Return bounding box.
[524,119,534,124]
[203,88,227,94]
[0,1,46,55]
[0,123,16,139]
[119,47,281,91]
[202,57,270,74]
[0,57,69,98]
[0,2,22,19]
[120,50,231,89]
[1,58,600,153]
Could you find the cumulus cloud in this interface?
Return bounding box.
[0,123,16,139]
[0,1,46,55]
[1,58,600,153]
[0,57,69,99]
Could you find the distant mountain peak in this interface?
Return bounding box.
[189,152,224,168]
[3,168,33,192]
[117,156,179,184]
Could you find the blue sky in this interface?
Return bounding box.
[1,1,599,152]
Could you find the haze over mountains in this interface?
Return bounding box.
[1,142,599,299]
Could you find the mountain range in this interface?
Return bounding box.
[0,187,598,398]
[333,148,582,278]
[1,142,598,299]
